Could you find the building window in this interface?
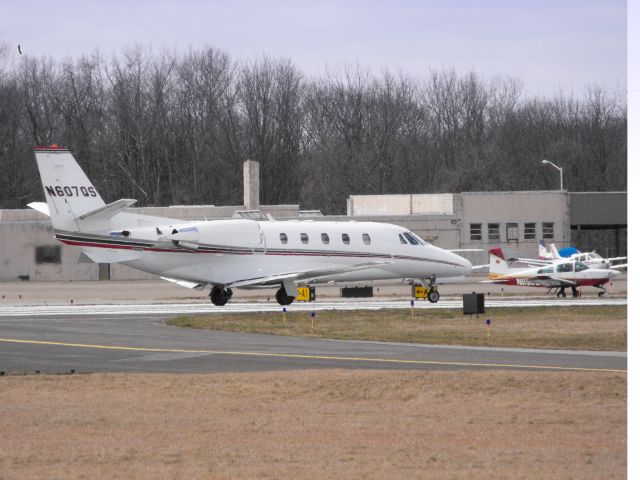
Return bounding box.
[488,223,500,241]
[279,233,288,244]
[35,245,61,264]
[506,223,519,242]
[342,233,350,245]
[469,224,482,241]
[542,222,554,239]
[321,233,330,244]
[362,233,371,245]
[300,233,309,244]
[524,223,536,240]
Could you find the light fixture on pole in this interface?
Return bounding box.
[541,159,563,191]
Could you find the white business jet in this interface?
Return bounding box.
[29,145,472,306]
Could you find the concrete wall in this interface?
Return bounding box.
[460,191,570,264]
[347,194,454,216]
[0,209,99,281]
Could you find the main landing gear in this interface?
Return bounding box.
[556,286,581,298]
[596,286,607,297]
[276,286,294,306]
[210,286,233,306]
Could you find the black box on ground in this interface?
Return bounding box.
[462,293,485,315]
[341,286,374,298]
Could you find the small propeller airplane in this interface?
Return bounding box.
[28,145,473,306]
[484,248,620,297]
[515,240,627,270]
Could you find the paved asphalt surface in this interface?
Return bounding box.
[0,299,626,374]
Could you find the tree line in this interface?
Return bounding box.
[0,44,626,213]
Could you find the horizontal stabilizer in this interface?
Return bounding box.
[27,202,50,217]
[78,198,137,222]
[80,247,143,264]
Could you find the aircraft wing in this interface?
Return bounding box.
[482,275,576,287]
[511,257,551,267]
[529,276,576,287]
[471,264,489,271]
[227,261,392,289]
[161,277,207,290]
[610,263,627,271]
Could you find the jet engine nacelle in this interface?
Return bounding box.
[169,219,263,249]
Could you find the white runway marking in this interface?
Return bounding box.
[0,297,627,317]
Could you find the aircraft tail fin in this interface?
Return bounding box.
[550,243,561,259]
[33,145,106,232]
[488,248,510,275]
[538,240,550,259]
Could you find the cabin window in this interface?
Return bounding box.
[470,224,482,241]
[542,222,554,239]
[538,266,554,274]
[399,234,407,244]
[342,233,350,245]
[300,233,309,244]
[279,233,288,244]
[321,233,330,244]
[488,223,500,241]
[557,263,573,273]
[362,233,371,245]
[524,223,536,240]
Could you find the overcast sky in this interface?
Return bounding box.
[1,0,627,96]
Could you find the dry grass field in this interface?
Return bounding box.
[0,369,626,479]
[169,305,627,351]
[0,370,627,479]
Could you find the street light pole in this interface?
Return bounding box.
[541,159,563,191]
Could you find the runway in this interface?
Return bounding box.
[0,300,626,374]
[0,296,627,317]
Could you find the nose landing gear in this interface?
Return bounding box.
[427,287,440,303]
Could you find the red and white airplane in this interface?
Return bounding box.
[521,240,627,270]
[28,145,473,305]
[484,248,620,297]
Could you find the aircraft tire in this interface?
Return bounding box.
[210,287,229,306]
[276,287,294,306]
[427,289,440,303]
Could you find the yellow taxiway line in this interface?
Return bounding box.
[0,338,626,373]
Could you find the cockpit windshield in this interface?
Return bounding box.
[575,261,589,272]
[403,231,429,246]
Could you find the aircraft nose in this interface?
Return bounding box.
[610,269,621,277]
[449,252,472,275]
